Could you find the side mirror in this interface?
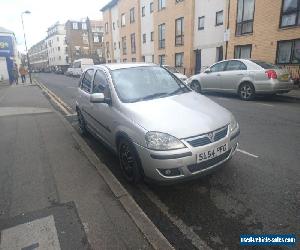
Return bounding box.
[204,68,211,74]
[90,93,111,104]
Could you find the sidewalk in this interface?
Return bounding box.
[0,84,172,249]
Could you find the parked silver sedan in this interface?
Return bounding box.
[76,63,239,184]
[188,59,294,100]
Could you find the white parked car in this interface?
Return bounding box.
[69,58,94,77]
[162,65,188,82]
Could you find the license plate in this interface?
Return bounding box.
[196,143,228,163]
[280,74,289,81]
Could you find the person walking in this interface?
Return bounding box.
[13,63,19,84]
[19,65,27,83]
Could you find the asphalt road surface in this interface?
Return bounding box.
[34,73,300,249]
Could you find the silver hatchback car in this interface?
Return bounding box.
[188,59,294,100]
[76,63,240,184]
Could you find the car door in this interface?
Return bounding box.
[220,60,248,92]
[78,69,94,127]
[201,61,227,91]
[89,69,114,146]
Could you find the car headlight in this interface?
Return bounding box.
[230,114,238,132]
[145,132,186,150]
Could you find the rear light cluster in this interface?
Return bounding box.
[265,70,277,79]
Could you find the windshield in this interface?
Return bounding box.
[111,66,190,103]
[164,66,179,73]
[251,60,281,69]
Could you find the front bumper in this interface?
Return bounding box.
[134,129,240,183]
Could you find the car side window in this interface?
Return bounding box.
[80,69,93,93]
[210,62,227,73]
[93,70,109,94]
[226,60,247,71]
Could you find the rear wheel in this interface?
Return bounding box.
[190,80,202,93]
[238,82,255,101]
[118,138,142,184]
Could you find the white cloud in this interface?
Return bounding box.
[0,0,110,53]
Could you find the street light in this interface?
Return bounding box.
[21,10,32,84]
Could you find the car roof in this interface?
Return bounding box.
[94,63,157,71]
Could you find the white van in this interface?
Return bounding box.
[71,58,94,77]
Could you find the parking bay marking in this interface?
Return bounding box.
[237,149,259,158]
[138,184,212,250]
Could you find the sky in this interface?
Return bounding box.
[0,0,111,53]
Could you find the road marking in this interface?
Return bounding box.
[34,79,73,116]
[0,215,61,250]
[0,107,53,117]
[237,149,259,158]
[138,184,211,250]
[256,103,274,107]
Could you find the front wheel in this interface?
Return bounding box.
[190,80,202,93]
[77,109,88,135]
[118,138,142,184]
[238,82,255,101]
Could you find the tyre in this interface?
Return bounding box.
[190,80,202,93]
[238,82,255,101]
[118,138,143,184]
[77,109,88,135]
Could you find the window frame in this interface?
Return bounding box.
[105,22,108,33]
[276,38,300,64]
[130,8,135,23]
[151,31,154,41]
[143,33,146,44]
[158,0,166,11]
[279,0,300,28]
[150,2,154,13]
[121,13,126,27]
[234,44,252,59]
[235,0,255,36]
[72,22,78,30]
[198,16,205,30]
[159,54,166,65]
[175,52,184,67]
[131,33,136,54]
[216,10,224,26]
[142,6,145,17]
[80,69,94,93]
[92,70,109,94]
[224,60,247,71]
[122,36,127,55]
[175,17,184,46]
[158,23,166,49]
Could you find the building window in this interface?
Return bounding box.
[132,58,136,62]
[82,23,87,30]
[142,6,145,17]
[105,22,108,33]
[113,22,115,30]
[158,23,166,49]
[150,2,154,13]
[72,22,78,30]
[106,42,110,57]
[280,0,300,28]
[130,8,135,23]
[158,0,166,11]
[176,0,184,3]
[216,10,223,26]
[122,36,127,55]
[234,44,252,59]
[131,33,136,54]
[57,37,59,42]
[59,56,61,60]
[143,34,146,43]
[151,31,154,41]
[175,17,184,46]
[114,42,116,50]
[198,16,205,30]
[58,46,60,51]
[123,59,127,62]
[175,53,184,67]
[121,14,126,27]
[277,39,300,64]
[216,46,223,62]
[159,54,166,65]
[236,0,255,36]
[82,34,89,44]
[94,35,99,43]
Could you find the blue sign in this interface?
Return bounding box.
[0,36,13,57]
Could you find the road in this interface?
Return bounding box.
[34,73,300,249]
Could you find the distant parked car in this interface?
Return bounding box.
[188,59,294,100]
[71,58,94,77]
[65,67,73,76]
[76,63,239,184]
[162,65,188,82]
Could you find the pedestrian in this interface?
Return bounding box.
[13,63,19,84]
[19,65,27,83]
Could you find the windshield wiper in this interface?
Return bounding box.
[168,87,189,96]
[131,92,168,102]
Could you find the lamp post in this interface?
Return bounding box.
[21,10,32,84]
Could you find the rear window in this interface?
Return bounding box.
[251,60,281,69]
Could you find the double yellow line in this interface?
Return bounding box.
[34,79,74,116]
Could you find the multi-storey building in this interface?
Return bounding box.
[193,0,226,73]
[226,0,300,81]
[46,22,68,70]
[65,18,105,64]
[28,39,48,71]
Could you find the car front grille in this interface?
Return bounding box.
[187,150,231,173]
[186,126,228,147]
